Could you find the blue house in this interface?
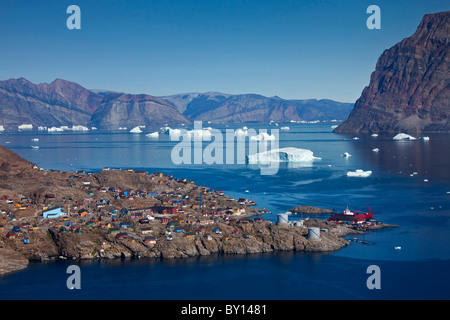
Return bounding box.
[42,207,65,219]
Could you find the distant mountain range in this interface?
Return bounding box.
[0,77,353,130]
[334,11,449,134]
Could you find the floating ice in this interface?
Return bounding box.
[0,125,4,132]
[235,128,248,136]
[371,133,379,137]
[346,169,372,177]
[341,152,352,157]
[18,124,33,130]
[48,127,64,132]
[331,125,338,129]
[185,129,212,140]
[280,126,290,131]
[419,136,430,141]
[118,127,128,130]
[130,126,144,133]
[31,138,39,142]
[146,132,159,138]
[372,148,379,152]
[353,137,359,140]
[72,125,89,131]
[247,147,321,164]
[249,132,276,141]
[31,146,39,149]
[393,133,416,140]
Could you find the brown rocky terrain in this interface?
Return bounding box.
[334,11,449,134]
[0,146,393,276]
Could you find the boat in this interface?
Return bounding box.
[329,206,374,223]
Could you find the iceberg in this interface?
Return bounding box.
[118,127,128,130]
[31,138,39,142]
[372,148,380,152]
[130,126,144,133]
[341,152,352,157]
[347,169,372,177]
[48,127,64,132]
[419,136,430,141]
[38,126,47,131]
[371,133,379,137]
[185,129,212,140]
[146,132,159,138]
[18,124,33,130]
[72,125,89,131]
[246,147,321,164]
[393,133,416,140]
[0,125,4,132]
[249,132,276,141]
[235,128,248,136]
[280,126,290,131]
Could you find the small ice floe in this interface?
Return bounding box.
[341,152,352,157]
[280,126,290,131]
[394,246,402,250]
[31,146,39,149]
[393,133,416,140]
[38,126,47,131]
[353,137,359,140]
[371,133,378,137]
[249,132,276,141]
[419,136,430,141]
[146,132,159,138]
[118,127,128,130]
[424,179,429,182]
[0,125,5,132]
[347,169,372,177]
[130,126,144,133]
[372,148,379,152]
[31,138,39,142]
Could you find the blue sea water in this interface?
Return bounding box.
[0,123,449,300]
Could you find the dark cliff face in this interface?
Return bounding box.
[0,78,191,129]
[164,92,354,123]
[334,11,449,134]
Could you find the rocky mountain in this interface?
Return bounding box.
[0,78,102,127]
[0,78,190,130]
[162,92,354,123]
[0,77,353,130]
[91,92,190,129]
[334,11,449,134]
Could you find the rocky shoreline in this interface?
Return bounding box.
[0,145,396,276]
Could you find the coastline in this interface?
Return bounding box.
[0,145,396,277]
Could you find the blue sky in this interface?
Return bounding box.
[0,0,448,102]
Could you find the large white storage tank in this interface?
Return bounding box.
[277,213,289,225]
[307,227,321,240]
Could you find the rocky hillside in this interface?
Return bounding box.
[334,11,449,134]
[0,78,191,130]
[163,92,354,123]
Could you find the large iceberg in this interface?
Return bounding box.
[347,169,372,177]
[393,133,416,140]
[246,147,321,164]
